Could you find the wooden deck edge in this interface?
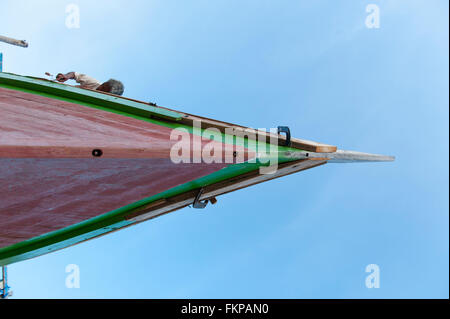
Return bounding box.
[0,145,255,161]
[177,115,337,153]
[1,73,337,153]
[0,73,183,121]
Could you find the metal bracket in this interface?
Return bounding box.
[277,126,291,147]
[193,188,208,209]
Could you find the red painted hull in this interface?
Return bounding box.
[0,87,246,248]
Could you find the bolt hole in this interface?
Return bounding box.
[92,149,103,157]
[305,153,309,157]
[233,151,237,158]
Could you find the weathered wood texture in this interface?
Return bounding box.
[0,87,252,248]
[177,114,337,153]
[0,85,331,252]
[0,87,253,161]
[15,78,337,153]
[0,35,28,48]
[0,158,227,248]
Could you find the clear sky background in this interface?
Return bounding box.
[0,0,448,298]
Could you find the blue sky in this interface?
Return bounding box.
[1,0,448,298]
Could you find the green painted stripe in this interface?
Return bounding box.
[0,72,183,121]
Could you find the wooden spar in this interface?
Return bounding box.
[283,149,395,163]
[0,35,28,48]
[0,35,28,73]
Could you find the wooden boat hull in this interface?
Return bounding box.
[0,72,392,265]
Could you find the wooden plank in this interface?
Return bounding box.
[0,35,28,48]
[0,145,254,161]
[177,115,337,153]
[0,73,183,121]
[0,158,228,248]
[125,199,167,220]
[1,74,336,153]
[0,86,254,161]
[283,149,395,162]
